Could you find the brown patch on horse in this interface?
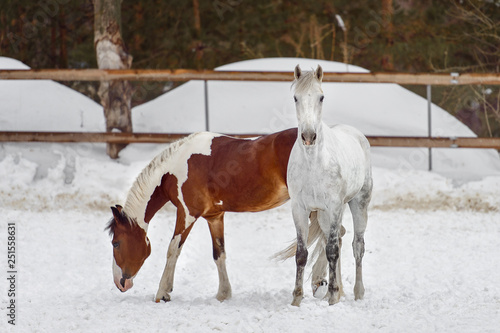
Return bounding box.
[144,174,175,223]
[181,128,297,218]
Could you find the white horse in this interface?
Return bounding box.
[286,65,373,306]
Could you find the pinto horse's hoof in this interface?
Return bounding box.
[154,293,171,303]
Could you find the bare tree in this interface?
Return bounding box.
[94,0,133,159]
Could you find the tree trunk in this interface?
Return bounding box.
[93,0,133,159]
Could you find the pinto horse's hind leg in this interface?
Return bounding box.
[206,213,232,301]
[155,215,196,303]
[348,181,372,301]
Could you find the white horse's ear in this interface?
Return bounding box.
[315,65,323,82]
[294,65,302,80]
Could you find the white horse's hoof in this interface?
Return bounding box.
[312,280,328,299]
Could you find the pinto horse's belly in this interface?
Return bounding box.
[226,183,290,212]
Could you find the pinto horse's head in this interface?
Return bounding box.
[293,64,324,147]
[106,205,151,293]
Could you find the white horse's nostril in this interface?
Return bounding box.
[301,132,316,146]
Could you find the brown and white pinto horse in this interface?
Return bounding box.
[107,129,301,302]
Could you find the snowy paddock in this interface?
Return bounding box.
[1,56,499,332]
[1,145,499,332]
[2,205,499,332]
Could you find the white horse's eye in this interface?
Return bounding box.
[320,96,324,102]
[294,96,298,103]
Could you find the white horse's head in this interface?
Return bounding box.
[292,64,324,146]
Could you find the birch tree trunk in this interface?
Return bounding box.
[94,0,132,159]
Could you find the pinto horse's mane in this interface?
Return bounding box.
[292,69,322,95]
[107,133,200,234]
[124,133,200,225]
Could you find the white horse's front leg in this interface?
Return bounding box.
[291,204,309,306]
[319,208,343,305]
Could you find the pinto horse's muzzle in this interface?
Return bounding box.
[115,274,134,292]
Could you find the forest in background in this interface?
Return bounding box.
[1,0,499,137]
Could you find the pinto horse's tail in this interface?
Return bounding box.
[272,211,346,261]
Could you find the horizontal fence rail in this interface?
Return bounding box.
[1,69,500,85]
[1,131,500,149]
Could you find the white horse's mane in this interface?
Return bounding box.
[122,133,199,228]
[292,69,322,95]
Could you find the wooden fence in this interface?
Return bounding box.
[1,131,500,149]
[1,69,500,85]
[1,69,500,150]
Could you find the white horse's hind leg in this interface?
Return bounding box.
[311,247,328,298]
[311,225,346,298]
[348,182,371,300]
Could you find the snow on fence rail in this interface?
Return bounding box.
[1,69,500,85]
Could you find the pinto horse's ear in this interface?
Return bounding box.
[294,64,302,80]
[315,65,323,82]
[111,205,122,220]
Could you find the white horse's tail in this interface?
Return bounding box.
[273,211,346,261]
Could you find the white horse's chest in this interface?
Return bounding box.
[287,131,367,209]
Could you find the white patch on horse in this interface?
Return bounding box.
[215,200,223,206]
[123,132,221,231]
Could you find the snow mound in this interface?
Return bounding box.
[0,56,105,132]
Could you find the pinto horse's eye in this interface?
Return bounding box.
[112,241,120,249]
[294,96,298,103]
[320,95,324,102]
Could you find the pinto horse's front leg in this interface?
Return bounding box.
[291,205,309,306]
[155,215,196,303]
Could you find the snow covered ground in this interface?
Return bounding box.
[1,57,500,332]
[1,156,499,332]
